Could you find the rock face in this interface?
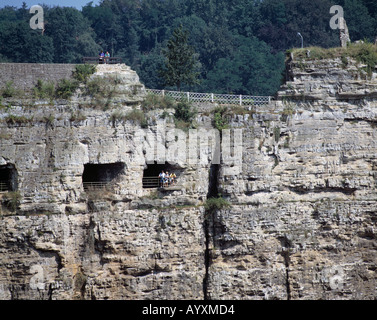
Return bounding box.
[0,207,205,299]
[0,59,377,300]
[339,19,350,48]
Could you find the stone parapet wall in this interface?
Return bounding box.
[0,63,76,91]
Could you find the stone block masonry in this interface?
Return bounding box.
[0,63,76,91]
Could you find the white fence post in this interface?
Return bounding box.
[211,93,214,103]
[162,90,165,97]
[187,92,190,101]
[239,95,242,106]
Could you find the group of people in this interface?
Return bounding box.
[159,171,176,187]
[99,50,110,64]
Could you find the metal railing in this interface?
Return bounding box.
[82,57,122,64]
[142,177,160,188]
[142,176,178,189]
[83,181,113,191]
[0,181,8,192]
[146,89,271,106]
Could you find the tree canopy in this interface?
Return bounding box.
[0,0,376,96]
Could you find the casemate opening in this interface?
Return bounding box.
[0,164,18,192]
[82,162,125,191]
[142,162,181,189]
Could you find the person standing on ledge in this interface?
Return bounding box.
[99,50,105,63]
[105,51,110,64]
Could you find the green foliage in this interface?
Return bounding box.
[350,41,377,76]
[72,64,96,83]
[174,99,197,123]
[110,109,148,128]
[137,47,165,89]
[204,196,230,214]
[33,79,55,100]
[1,81,17,98]
[291,42,377,77]
[2,191,22,212]
[343,0,376,42]
[85,77,105,97]
[0,20,54,63]
[274,127,281,143]
[83,76,119,109]
[213,106,229,131]
[203,35,285,95]
[159,25,200,91]
[5,114,32,125]
[55,79,79,99]
[45,7,98,63]
[1,0,376,96]
[33,65,96,100]
[85,76,120,97]
[141,93,176,112]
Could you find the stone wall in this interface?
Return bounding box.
[0,63,76,91]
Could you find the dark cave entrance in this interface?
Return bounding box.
[82,162,125,190]
[0,164,18,192]
[142,162,180,188]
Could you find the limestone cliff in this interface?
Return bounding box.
[0,52,376,300]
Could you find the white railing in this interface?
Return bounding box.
[146,89,272,106]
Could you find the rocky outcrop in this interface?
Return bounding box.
[210,54,377,299]
[340,19,350,48]
[209,101,377,299]
[0,57,377,300]
[278,53,377,101]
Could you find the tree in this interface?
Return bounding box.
[137,45,165,89]
[159,25,200,91]
[44,7,98,63]
[342,0,376,42]
[0,20,53,63]
[203,36,285,96]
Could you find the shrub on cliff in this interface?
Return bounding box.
[5,114,33,125]
[55,78,79,99]
[213,106,229,131]
[174,99,196,122]
[2,191,21,212]
[172,99,197,131]
[350,41,377,76]
[1,81,18,98]
[141,93,175,112]
[33,79,55,100]
[110,109,148,128]
[72,64,96,83]
[204,196,230,214]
